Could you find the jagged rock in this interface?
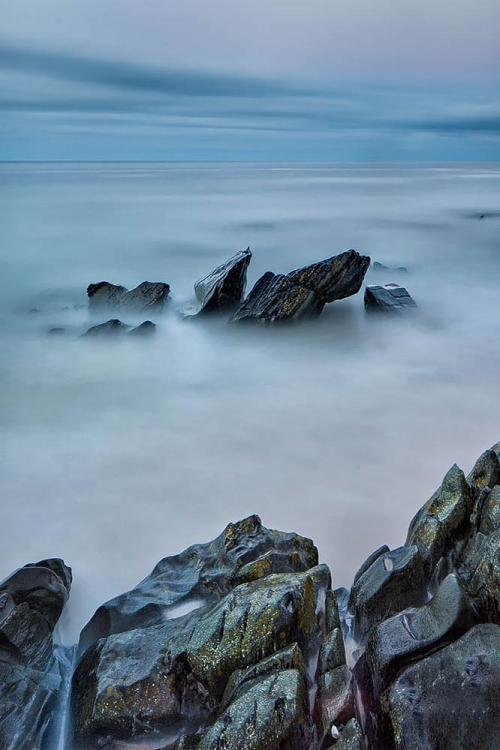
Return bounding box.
[0,559,72,750]
[325,589,342,632]
[317,627,346,674]
[477,485,500,535]
[230,272,324,324]
[72,517,327,748]
[286,250,370,303]
[315,664,355,740]
[461,529,500,623]
[467,447,500,492]
[364,284,417,313]
[352,545,390,587]
[356,573,477,704]
[77,515,318,655]
[198,669,308,750]
[87,280,170,313]
[127,320,156,337]
[371,624,500,750]
[81,318,131,337]
[405,464,473,576]
[333,718,366,750]
[183,248,252,317]
[348,545,426,641]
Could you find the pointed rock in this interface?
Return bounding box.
[184,248,252,317]
[364,283,417,313]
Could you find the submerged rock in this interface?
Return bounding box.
[364,283,417,313]
[230,272,324,324]
[286,250,370,303]
[87,280,170,313]
[81,318,131,337]
[0,559,72,750]
[184,248,252,317]
[127,320,156,337]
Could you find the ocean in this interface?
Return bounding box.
[1,161,499,643]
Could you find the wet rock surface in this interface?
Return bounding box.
[183,248,252,317]
[285,250,370,303]
[364,283,417,313]
[0,559,72,750]
[2,444,500,749]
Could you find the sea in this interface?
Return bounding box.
[1,161,499,643]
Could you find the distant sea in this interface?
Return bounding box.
[1,162,500,642]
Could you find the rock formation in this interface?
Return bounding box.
[87,281,170,313]
[364,283,417,313]
[182,248,252,317]
[2,443,500,748]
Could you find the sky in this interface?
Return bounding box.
[1,0,499,161]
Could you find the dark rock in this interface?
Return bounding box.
[477,485,500,536]
[353,545,390,587]
[77,515,318,656]
[184,248,252,317]
[317,627,346,675]
[348,545,426,641]
[47,327,65,335]
[0,559,72,750]
[372,624,500,750]
[315,664,355,739]
[364,284,417,313]
[87,280,170,313]
[372,262,408,275]
[461,529,500,624]
[467,447,500,493]
[127,320,156,337]
[198,669,308,750]
[81,318,130,337]
[286,249,370,303]
[357,573,477,704]
[230,272,324,325]
[333,718,366,749]
[405,464,473,576]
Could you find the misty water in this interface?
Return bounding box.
[1,162,500,645]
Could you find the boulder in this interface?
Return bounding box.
[286,250,370,303]
[348,545,426,641]
[81,318,130,337]
[364,284,417,313]
[333,718,366,750]
[0,559,72,750]
[230,272,324,324]
[127,320,156,337]
[184,248,252,317]
[371,624,500,750]
[87,280,170,313]
[315,664,355,739]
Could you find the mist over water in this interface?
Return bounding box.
[1,162,500,644]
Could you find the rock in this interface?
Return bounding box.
[315,664,355,739]
[81,318,130,337]
[371,624,500,750]
[477,485,500,536]
[317,627,346,675]
[364,284,417,313]
[47,327,65,335]
[77,515,318,656]
[286,250,370,303]
[405,464,473,576]
[348,545,426,641]
[0,559,72,750]
[183,248,252,317]
[467,447,500,493]
[352,545,390,587]
[127,320,156,337]
[230,272,324,324]
[334,718,366,750]
[198,669,308,750]
[461,529,500,624]
[87,280,170,313]
[356,573,477,704]
[372,262,408,275]
[71,517,327,748]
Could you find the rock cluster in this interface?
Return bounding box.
[4,444,500,748]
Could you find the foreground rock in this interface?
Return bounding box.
[0,559,72,750]
[231,250,370,325]
[364,284,417,313]
[87,280,170,313]
[183,248,252,317]
[71,516,349,748]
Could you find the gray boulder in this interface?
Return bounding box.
[230,272,324,325]
[87,280,170,313]
[364,283,417,313]
[184,248,252,317]
[286,250,370,303]
[81,318,130,337]
[0,559,72,750]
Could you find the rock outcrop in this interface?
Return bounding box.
[87,281,170,313]
[364,283,417,313]
[82,319,156,337]
[183,248,252,317]
[0,559,72,750]
[231,250,370,324]
[2,443,500,749]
